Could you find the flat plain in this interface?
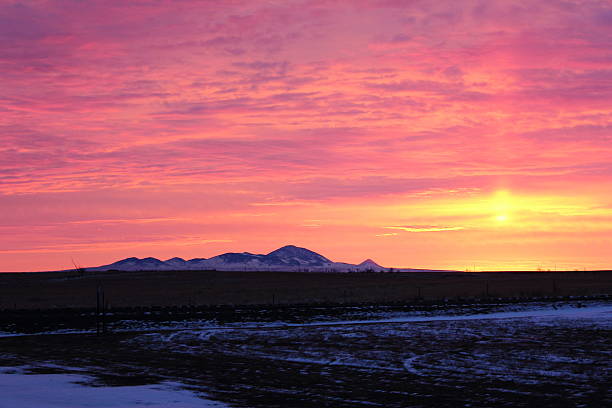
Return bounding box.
[0,269,610,309]
[0,270,610,407]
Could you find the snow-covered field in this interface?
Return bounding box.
[1,301,610,407]
[138,302,611,382]
[0,367,227,408]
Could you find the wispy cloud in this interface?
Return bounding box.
[385,226,465,232]
[1,0,612,270]
[0,237,233,255]
[375,232,399,237]
[67,217,185,225]
[251,200,314,207]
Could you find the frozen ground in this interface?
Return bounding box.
[0,366,226,408]
[1,300,610,407]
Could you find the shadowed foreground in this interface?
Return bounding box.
[1,303,610,408]
[0,270,610,310]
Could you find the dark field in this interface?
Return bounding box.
[1,301,610,408]
[1,270,610,407]
[0,269,611,310]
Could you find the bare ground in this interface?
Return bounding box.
[0,269,610,309]
[1,301,610,408]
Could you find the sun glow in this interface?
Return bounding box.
[495,214,509,223]
[492,190,512,224]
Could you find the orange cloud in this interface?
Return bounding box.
[385,226,465,233]
[1,0,611,271]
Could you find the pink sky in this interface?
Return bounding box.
[1,0,612,271]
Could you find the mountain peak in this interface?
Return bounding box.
[115,257,139,263]
[358,259,383,268]
[88,245,401,272]
[268,244,321,256]
[268,244,299,252]
[142,257,162,262]
[266,245,332,265]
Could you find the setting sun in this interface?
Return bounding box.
[495,214,509,223]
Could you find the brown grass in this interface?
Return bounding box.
[0,269,610,309]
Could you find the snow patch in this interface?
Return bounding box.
[0,368,227,408]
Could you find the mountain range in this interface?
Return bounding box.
[87,245,401,272]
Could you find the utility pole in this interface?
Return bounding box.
[102,289,106,334]
[96,284,107,335]
[96,285,101,335]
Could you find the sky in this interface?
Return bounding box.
[1,0,612,272]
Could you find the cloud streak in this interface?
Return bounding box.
[1,0,611,270]
[385,226,465,233]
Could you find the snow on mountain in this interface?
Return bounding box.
[164,257,187,269]
[266,245,332,266]
[357,259,384,271]
[103,257,166,271]
[87,245,388,272]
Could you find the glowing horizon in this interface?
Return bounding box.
[1,0,611,272]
